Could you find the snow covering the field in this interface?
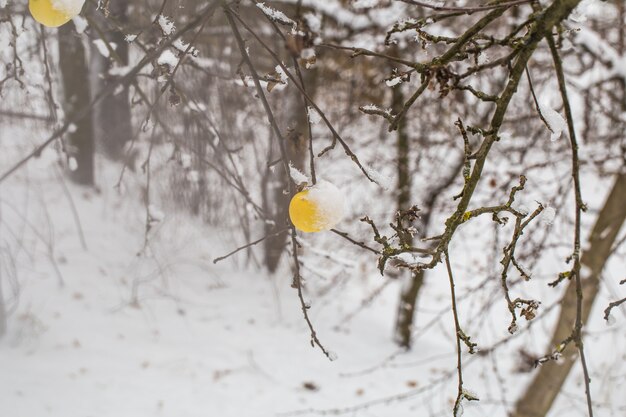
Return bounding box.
[0,155,436,417]
[0,124,624,417]
[0,1,625,410]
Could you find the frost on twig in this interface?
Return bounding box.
[289,163,310,187]
[256,2,296,32]
[157,15,175,36]
[359,104,395,123]
[537,100,567,142]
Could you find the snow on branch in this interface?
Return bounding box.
[256,2,296,30]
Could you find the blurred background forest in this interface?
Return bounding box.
[0,0,625,416]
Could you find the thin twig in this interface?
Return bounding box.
[290,228,334,360]
[444,250,478,416]
[397,0,532,13]
[213,227,289,264]
[604,296,626,321]
[548,33,593,417]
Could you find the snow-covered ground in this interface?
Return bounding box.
[0,152,448,417]
[0,133,624,417]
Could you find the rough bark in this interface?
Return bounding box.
[89,0,132,159]
[58,22,94,185]
[513,173,626,417]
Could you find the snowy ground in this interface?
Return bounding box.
[0,140,624,417]
[0,159,445,417]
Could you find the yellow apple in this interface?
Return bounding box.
[289,181,345,233]
[29,0,83,28]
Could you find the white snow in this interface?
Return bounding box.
[256,2,296,28]
[353,0,381,8]
[301,48,316,60]
[289,162,310,185]
[393,252,431,267]
[537,100,567,142]
[2,4,626,417]
[92,39,115,58]
[108,65,132,77]
[576,26,626,82]
[71,15,88,33]
[148,204,165,223]
[157,50,179,70]
[304,12,321,33]
[0,130,624,417]
[360,104,393,118]
[304,180,346,230]
[570,0,601,22]
[385,76,403,87]
[307,106,322,124]
[180,153,192,169]
[420,0,445,6]
[185,101,207,113]
[51,0,85,15]
[157,15,176,36]
[364,165,393,190]
[540,206,557,225]
[186,170,199,183]
[275,64,289,84]
[580,264,592,279]
[515,203,530,216]
[68,156,78,171]
[296,237,357,268]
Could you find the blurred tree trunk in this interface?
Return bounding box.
[392,92,465,347]
[391,80,426,348]
[513,173,626,417]
[58,22,94,185]
[89,0,132,159]
[515,8,626,412]
[259,4,322,272]
[263,70,315,272]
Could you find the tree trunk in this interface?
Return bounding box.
[394,269,425,347]
[513,173,626,417]
[58,22,94,185]
[390,78,425,348]
[263,68,317,273]
[89,0,132,159]
[392,106,467,347]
